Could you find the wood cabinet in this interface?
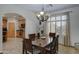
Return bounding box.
[3,17,7,42]
[16,16,25,38]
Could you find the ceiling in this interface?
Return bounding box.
[0,4,79,13]
[16,4,79,12]
[0,4,79,20]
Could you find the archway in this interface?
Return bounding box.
[2,13,25,53]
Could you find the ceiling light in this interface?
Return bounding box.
[40,11,44,15]
[36,5,49,22]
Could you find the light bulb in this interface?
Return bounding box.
[40,11,44,15]
[37,14,40,17]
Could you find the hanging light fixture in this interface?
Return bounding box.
[36,4,53,37]
[36,5,49,22]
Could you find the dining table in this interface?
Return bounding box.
[32,36,53,47]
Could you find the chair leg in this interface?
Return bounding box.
[25,50,27,54]
[23,49,24,54]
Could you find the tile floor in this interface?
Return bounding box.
[3,38,79,54]
[58,45,79,54]
[3,38,23,54]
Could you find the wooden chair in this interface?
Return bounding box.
[49,32,56,37]
[49,35,59,54]
[55,35,59,53]
[44,35,59,54]
[23,38,33,54]
[23,38,42,54]
[29,34,36,41]
[37,33,40,39]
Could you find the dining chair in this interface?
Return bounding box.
[44,35,59,54]
[50,35,59,54]
[44,33,56,48]
[29,34,36,41]
[23,38,42,54]
[49,32,56,38]
[37,33,40,39]
[23,38,33,54]
[55,35,59,53]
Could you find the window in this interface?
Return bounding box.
[46,13,70,45]
[56,16,61,21]
[62,15,67,20]
[56,21,61,27]
[51,17,55,21]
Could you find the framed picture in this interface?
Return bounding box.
[21,24,25,28]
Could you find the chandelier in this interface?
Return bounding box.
[36,5,49,22]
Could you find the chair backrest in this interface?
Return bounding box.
[49,32,56,37]
[44,35,56,49]
[29,34,36,41]
[55,35,59,51]
[37,33,40,39]
[51,35,59,53]
[48,32,56,49]
[23,38,32,52]
[45,35,59,53]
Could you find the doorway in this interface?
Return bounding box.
[8,22,15,38]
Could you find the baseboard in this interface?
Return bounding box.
[0,48,3,54]
[0,51,3,54]
[59,43,75,48]
[0,52,3,54]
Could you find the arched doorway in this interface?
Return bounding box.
[2,13,25,53]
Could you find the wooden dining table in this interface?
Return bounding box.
[32,36,53,47]
[31,36,55,54]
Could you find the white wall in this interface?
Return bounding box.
[70,7,79,46]
[0,16,2,53]
[0,5,39,38]
[50,6,79,46]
